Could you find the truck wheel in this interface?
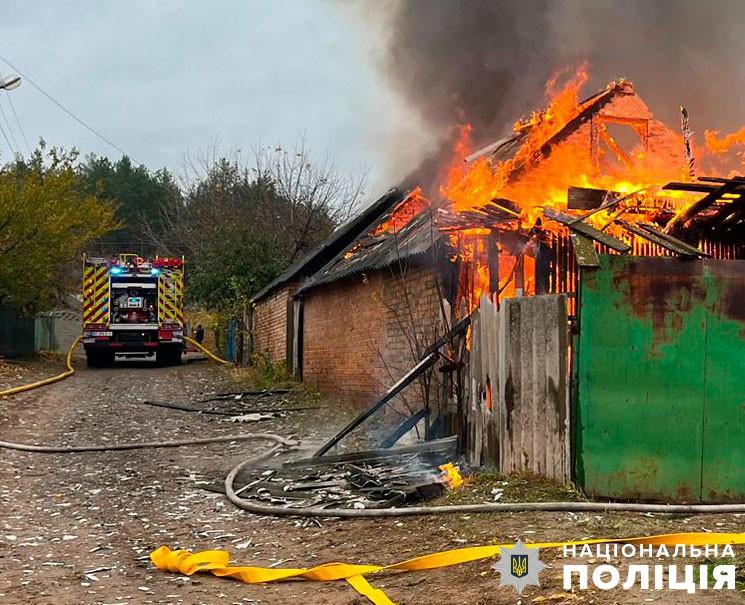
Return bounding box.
[86,351,115,368]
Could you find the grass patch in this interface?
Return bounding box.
[439,470,582,505]
[696,552,745,590]
[226,353,298,391]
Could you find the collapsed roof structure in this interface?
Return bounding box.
[251,72,745,407]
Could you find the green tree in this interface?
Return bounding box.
[0,146,118,312]
[78,155,181,255]
[149,143,365,311]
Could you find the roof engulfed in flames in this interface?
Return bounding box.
[440,68,696,228]
[327,67,745,316]
[359,67,745,250]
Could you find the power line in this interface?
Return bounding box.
[0,117,15,158]
[0,52,137,162]
[0,100,20,156]
[5,94,31,155]
[0,66,33,155]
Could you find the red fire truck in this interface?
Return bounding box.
[82,253,185,367]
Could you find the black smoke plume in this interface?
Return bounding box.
[372,0,745,186]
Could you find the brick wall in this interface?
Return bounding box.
[302,259,444,409]
[302,272,386,406]
[251,283,295,364]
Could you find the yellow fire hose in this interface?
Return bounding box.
[184,335,233,365]
[0,334,231,399]
[0,336,82,398]
[151,532,745,605]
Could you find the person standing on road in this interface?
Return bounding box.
[194,324,205,344]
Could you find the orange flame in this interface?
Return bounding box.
[704,126,745,154]
[371,187,429,236]
[439,462,465,490]
[441,67,698,228]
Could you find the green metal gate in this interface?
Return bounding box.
[575,255,745,502]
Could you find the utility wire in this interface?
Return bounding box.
[7,96,32,155]
[0,100,20,156]
[0,115,15,158]
[0,52,136,161]
[4,90,31,155]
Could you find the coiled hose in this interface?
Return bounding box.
[224,453,745,517]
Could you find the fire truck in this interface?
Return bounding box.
[82,253,185,367]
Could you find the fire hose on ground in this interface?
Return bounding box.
[224,448,745,517]
[0,331,253,453]
[3,329,745,512]
[183,335,233,365]
[0,335,82,397]
[0,334,232,399]
[0,432,295,454]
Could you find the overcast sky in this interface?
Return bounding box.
[0,1,430,199]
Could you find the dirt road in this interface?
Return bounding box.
[1,357,743,604]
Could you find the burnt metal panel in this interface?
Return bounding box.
[570,233,600,267]
[576,255,745,502]
[568,186,607,210]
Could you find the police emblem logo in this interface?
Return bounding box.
[511,554,528,578]
[492,539,547,593]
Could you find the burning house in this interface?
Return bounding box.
[251,70,745,500]
[254,71,742,398]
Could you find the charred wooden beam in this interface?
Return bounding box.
[665,181,742,233]
[662,181,722,193]
[615,219,709,258]
[543,207,630,252]
[568,186,607,210]
[696,175,745,184]
[313,316,471,457]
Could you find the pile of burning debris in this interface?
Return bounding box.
[214,437,460,511]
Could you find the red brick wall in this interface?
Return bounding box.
[252,283,295,364]
[302,260,443,409]
[302,272,386,405]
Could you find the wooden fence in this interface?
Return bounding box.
[466,294,570,482]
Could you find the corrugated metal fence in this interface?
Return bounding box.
[0,305,35,358]
[466,294,570,482]
[576,255,745,502]
[34,310,80,354]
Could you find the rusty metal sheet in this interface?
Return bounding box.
[699,261,745,502]
[576,255,745,502]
